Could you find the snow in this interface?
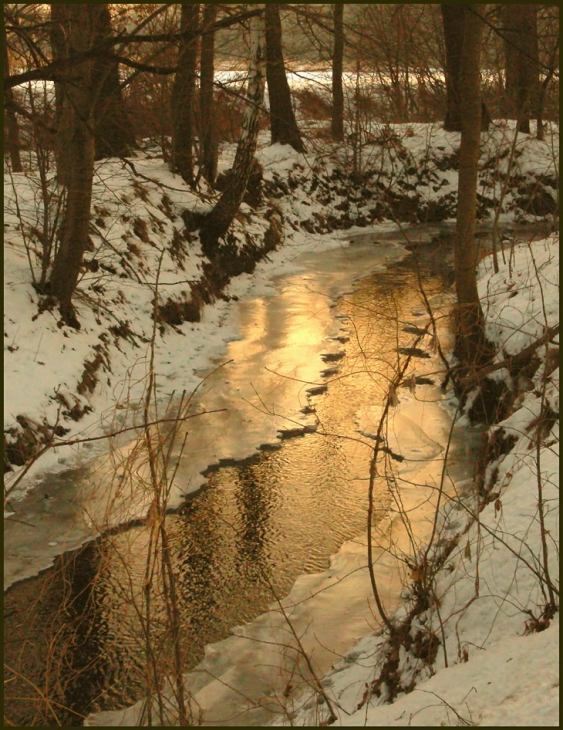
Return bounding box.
[477,235,559,355]
[4,118,559,726]
[281,234,559,727]
[4,143,343,501]
[332,621,559,726]
[83,233,558,728]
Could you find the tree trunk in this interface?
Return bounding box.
[49,5,97,327]
[51,4,72,186]
[441,4,464,131]
[502,5,539,133]
[3,27,23,172]
[453,5,491,368]
[265,4,304,152]
[441,4,490,132]
[536,45,558,142]
[200,4,218,184]
[331,4,344,141]
[91,5,136,160]
[200,10,266,252]
[502,5,519,117]
[516,6,539,134]
[171,4,200,185]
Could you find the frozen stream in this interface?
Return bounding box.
[5,227,482,726]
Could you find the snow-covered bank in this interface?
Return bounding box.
[4,140,348,503]
[83,235,558,728]
[283,234,559,727]
[4,119,559,726]
[5,122,558,501]
[4,123,558,495]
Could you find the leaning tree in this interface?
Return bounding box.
[48,5,99,327]
[331,3,344,140]
[200,8,267,252]
[200,3,219,184]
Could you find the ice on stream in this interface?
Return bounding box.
[86,384,475,727]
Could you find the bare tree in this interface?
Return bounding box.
[48,5,99,327]
[200,4,218,184]
[171,4,200,185]
[91,5,136,160]
[441,4,465,131]
[265,4,305,152]
[536,31,559,140]
[4,23,23,172]
[331,3,344,140]
[200,9,266,252]
[452,5,491,368]
[441,4,490,132]
[502,4,540,133]
[50,4,72,186]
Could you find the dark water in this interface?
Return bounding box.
[4,244,453,726]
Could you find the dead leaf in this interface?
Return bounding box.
[411,567,423,582]
[464,540,472,560]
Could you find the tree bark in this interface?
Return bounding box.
[453,5,491,368]
[441,5,465,131]
[502,5,539,133]
[4,26,23,172]
[265,4,304,152]
[51,4,73,186]
[331,4,344,141]
[502,5,519,118]
[441,4,490,132]
[200,10,266,252]
[516,6,539,134]
[536,36,559,142]
[171,4,200,185]
[200,4,218,184]
[91,5,136,160]
[49,6,97,327]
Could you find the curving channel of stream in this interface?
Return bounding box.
[5,226,485,727]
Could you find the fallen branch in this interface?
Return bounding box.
[462,323,559,389]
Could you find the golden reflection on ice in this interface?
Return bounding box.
[84,253,460,720]
[6,236,480,726]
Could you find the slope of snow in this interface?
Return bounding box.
[284,234,559,727]
[4,121,559,725]
[5,123,558,503]
[4,139,354,504]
